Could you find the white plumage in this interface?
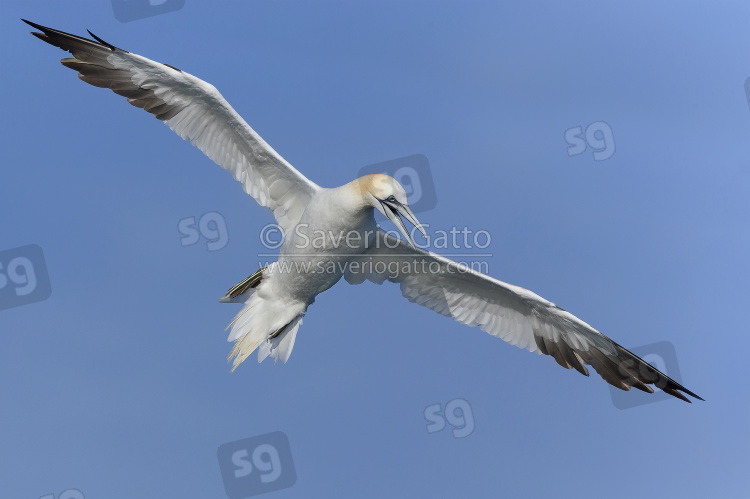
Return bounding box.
[25,20,703,402]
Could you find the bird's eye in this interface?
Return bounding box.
[386,195,397,202]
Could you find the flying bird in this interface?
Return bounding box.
[23,20,703,403]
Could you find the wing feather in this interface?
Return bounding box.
[24,20,319,230]
[345,230,703,402]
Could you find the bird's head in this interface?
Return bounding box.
[356,174,426,247]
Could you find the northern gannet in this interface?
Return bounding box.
[23,20,703,403]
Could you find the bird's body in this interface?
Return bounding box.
[281,178,379,297]
[24,19,704,402]
[225,179,384,365]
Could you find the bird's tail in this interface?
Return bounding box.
[226,291,306,371]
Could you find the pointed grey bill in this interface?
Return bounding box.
[395,202,427,240]
[382,199,426,247]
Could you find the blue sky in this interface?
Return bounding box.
[2,1,748,498]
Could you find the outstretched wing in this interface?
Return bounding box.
[23,20,319,231]
[345,231,703,402]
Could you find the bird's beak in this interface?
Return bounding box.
[380,199,427,247]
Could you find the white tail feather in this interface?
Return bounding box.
[258,316,303,363]
[227,289,306,371]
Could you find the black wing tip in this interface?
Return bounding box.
[644,376,704,404]
[21,18,43,30]
[656,373,704,403]
[611,340,704,403]
[22,18,59,36]
[679,387,704,401]
[670,384,704,403]
[608,377,703,403]
[86,29,119,51]
[22,19,123,53]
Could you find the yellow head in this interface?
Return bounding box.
[355,174,426,246]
